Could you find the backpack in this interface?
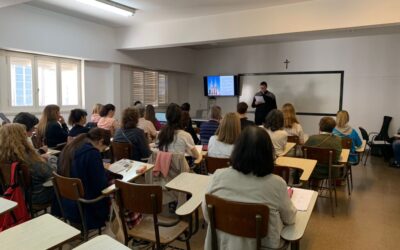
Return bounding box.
[0,162,31,231]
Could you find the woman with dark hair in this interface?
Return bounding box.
[57,128,111,230]
[157,103,201,160]
[97,104,119,136]
[202,126,296,249]
[113,108,151,161]
[68,109,89,138]
[144,104,161,131]
[37,104,69,147]
[181,102,200,145]
[264,109,288,157]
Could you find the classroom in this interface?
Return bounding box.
[0,0,400,249]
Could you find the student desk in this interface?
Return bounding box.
[73,235,130,250]
[281,142,296,156]
[356,140,367,153]
[275,157,317,182]
[102,159,154,194]
[339,149,350,163]
[282,189,318,250]
[0,197,17,215]
[165,172,211,216]
[0,214,80,250]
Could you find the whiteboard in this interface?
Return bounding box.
[239,72,343,115]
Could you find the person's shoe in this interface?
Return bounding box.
[389,161,400,168]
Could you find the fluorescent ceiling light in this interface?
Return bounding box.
[77,0,136,17]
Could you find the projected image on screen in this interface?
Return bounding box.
[207,76,234,96]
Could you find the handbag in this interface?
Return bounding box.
[0,162,31,231]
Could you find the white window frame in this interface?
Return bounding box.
[1,50,82,114]
[131,69,168,107]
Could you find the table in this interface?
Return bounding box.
[0,197,17,215]
[281,189,318,250]
[102,159,154,194]
[165,172,211,216]
[356,140,367,153]
[339,149,350,163]
[281,142,296,156]
[0,214,80,250]
[73,235,130,250]
[275,157,317,182]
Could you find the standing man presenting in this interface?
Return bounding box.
[252,81,277,125]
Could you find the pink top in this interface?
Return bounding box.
[91,114,101,123]
[97,117,117,131]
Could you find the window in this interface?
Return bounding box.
[10,57,33,107]
[37,60,57,106]
[4,51,82,112]
[132,70,168,106]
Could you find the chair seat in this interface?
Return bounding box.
[128,215,188,245]
[31,202,51,211]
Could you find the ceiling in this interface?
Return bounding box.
[3,0,400,50]
[26,0,311,27]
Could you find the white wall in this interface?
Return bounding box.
[117,0,400,50]
[188,33,400,135]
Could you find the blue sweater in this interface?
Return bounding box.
[200,120,219,145]
[333,127,362,164]
[59,143,109,229]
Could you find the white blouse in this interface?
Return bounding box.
[207,135,234,158]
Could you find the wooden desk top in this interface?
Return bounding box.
[165,172,211,216]
[339,149,350,163]
[73,235,130,250]
[275,157,317,182]
[0,197,17,215]
[102,159,154,195]
[356,140,367,153]
[0,214,80,250]
[281,142,296,156]
[281,190,318,241]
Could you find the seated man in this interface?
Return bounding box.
[199,105,221,145]
[304,116,342,179]
[237,102,255,130]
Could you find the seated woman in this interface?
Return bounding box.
[157,103,201,161]
[333,110,362,164]
[90,103,102,123]
[37,104,69,148]
[0,123,54,205]
[202,126,297,249]
[181,102,200,145]
[113,108,152,161]
[304,117,342,179]
[145,104,161,131]
[264,109,288,157]
[282,103,305,144]
[97,104,119,136]
[57,128,110,230]
[68,109,90,138]
[200,105,222,145]
[208,112,241,158]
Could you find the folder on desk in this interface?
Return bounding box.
[289,187,314,211]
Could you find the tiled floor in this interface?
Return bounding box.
[69,155,400,249]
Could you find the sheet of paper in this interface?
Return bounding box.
[108,159,131,173]
[255,96,265,104]
[289,187,314,211]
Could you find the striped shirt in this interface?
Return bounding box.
[199,120,219,145]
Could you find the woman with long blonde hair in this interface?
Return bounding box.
[333,110,362,164]
[208,112,241,158]
[0,123,54,204]
[91,103,102,123]
[282,103,305,144]
[37,104,69,147]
